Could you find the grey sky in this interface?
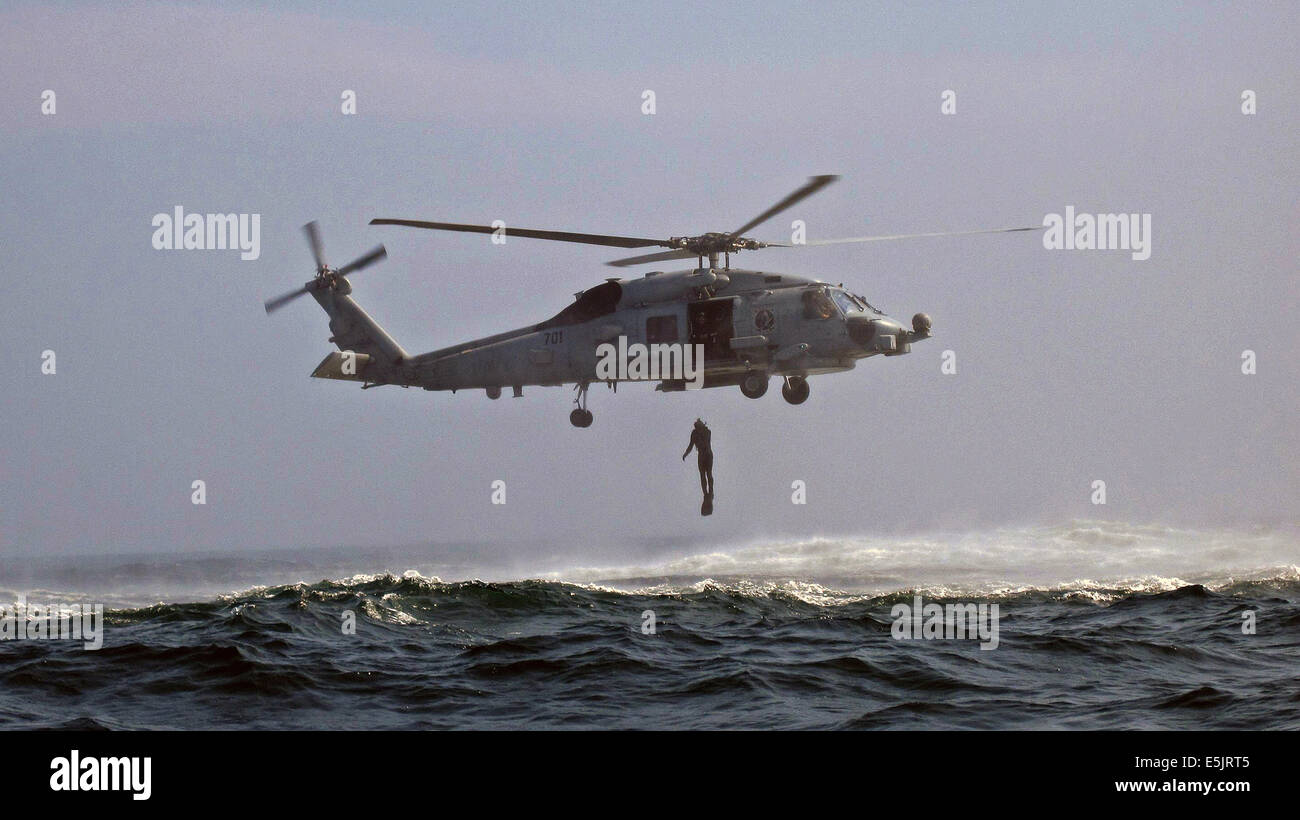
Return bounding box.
[2,1,1297,562]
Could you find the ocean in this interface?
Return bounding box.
[2,520,1297,730]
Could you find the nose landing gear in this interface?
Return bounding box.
[782,376,810,405]
[570,381,594,427]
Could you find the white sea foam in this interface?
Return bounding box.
[540,520,1300,597]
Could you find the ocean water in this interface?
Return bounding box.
[2,521,1298,730]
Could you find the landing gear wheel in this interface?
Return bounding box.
[782,376,810,405]
[569,381,594,428]
[740,373,769,399]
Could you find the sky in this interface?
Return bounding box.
[1,1,1297,563]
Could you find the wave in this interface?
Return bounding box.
[85,568,1300,629]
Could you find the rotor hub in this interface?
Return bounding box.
[670,233,767,257]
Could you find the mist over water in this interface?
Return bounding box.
[552,520,1300,597]
[5,519,1292,608]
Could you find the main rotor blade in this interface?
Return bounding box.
[605,248,697,268]
[264,285,310,314]
[763,225,1044,247]
[303,221,327,270]
[335,245,387,277]
[370,219,668,250]
[729,175,839,239]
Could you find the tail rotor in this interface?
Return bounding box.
[264,221,387,315]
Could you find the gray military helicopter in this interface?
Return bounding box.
[264,176,1036,427]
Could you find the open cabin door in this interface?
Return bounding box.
[687,298,736,362]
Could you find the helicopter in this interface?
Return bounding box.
[263,176,1038,427]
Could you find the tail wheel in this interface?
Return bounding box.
[570,381,593,427]
[782,376,810,405]
[740,373,769,399]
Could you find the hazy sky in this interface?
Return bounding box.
[2,1,1297,561]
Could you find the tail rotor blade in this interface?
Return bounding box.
[303,221,327,271]
[264,285,309,314]
[335,245,387,277]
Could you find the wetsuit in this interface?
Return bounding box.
[684,425,713,498]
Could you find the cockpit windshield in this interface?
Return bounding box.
[831,290,861,315]
[850,291,884,315]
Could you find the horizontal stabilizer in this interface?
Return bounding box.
[311,351,372,381]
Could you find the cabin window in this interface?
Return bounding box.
[646,314,678,343]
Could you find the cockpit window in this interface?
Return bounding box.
[851,292,884,314]
[831,290,861,314]
[802,287,837,320]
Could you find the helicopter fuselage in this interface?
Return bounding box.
[308,266,931,410]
